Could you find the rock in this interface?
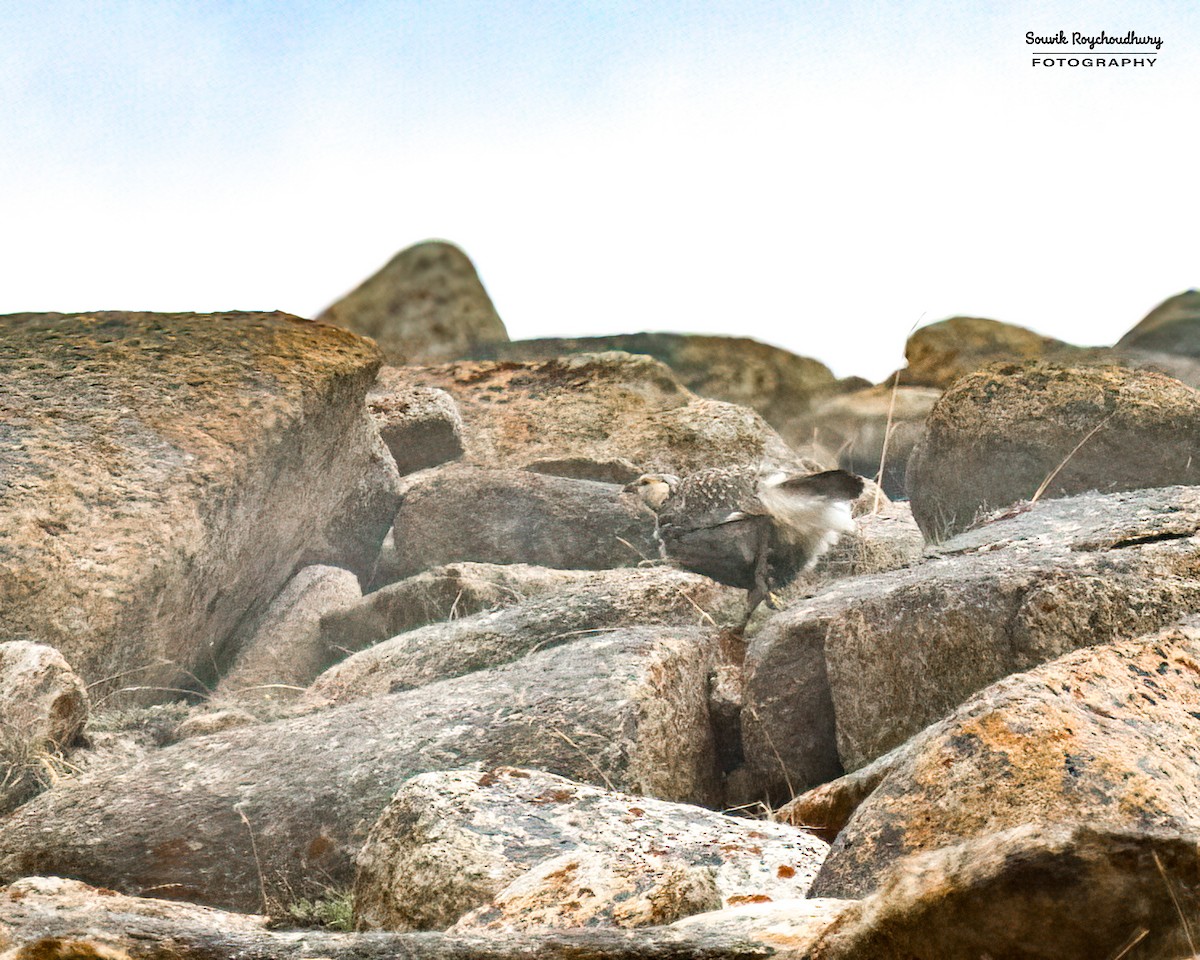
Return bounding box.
[0,642,88,812]
[809,621,1200,899]
[367,369,465,475]
[216,566,362,701]
[0,311,401,701]
[524,457,644,485]
[907,362,1200,541]
[354,767,829,931]
[173,707,259,741]
[0,642,87,753]
[316,241,508,362]
[799,385,940,498]
[383,464,659,581]
[322,563,601,657]
[0,876,772,960]
[468,333,848,432]
[1115,347,1200,390]
[776,751,897,845]
[807,824,1200,960]
[0,629,723,912]
[453,851,723,932]
[407,353,804,476]
[740,486,1200,801]
[309,567,742,705]
[668,898,851,952]
[899,316,1080,389]
[1117,289,1200,357]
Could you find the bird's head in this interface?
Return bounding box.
[625,473,679,511]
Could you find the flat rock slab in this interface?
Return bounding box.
[0,311,400,698]
[808,621,1200,899]
[308,566,743,705]
[806,824,1200,960]
[907,361,1200,540]
[0,877,772,960]
[385,463,660,580]
[353,767,829,931]
[741,486,1200,800]
[406,353,803,475]
[0,629,721,912]
[321,563,610,657]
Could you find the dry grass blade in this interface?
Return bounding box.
[552,729,615,790]
[1108,927,1149,960]
[1030,413,1115,505]
[615,535,654,563]
[873,367,902,514]
[740,703,794,800]
[236,804,272,916]
[1153,849,1196,956]
[874,312,924,513]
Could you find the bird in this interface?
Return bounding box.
[627,465,865,620]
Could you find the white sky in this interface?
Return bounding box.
[1,0,1196,381]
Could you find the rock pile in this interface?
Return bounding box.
[4,255,1200,959]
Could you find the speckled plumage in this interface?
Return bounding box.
[631,465,864,618]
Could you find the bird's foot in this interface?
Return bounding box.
[637,558,667,568]
[765,591,785,611]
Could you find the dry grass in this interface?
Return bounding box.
[0,719,81,815]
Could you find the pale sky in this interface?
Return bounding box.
[1,0,1196,381]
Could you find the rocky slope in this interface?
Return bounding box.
[5,259,1200,959]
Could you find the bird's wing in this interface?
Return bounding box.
[757,469,863,541]
[771,469,865,501]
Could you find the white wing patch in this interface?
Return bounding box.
[757,478,857,569]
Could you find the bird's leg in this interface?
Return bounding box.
[744,522,774,619]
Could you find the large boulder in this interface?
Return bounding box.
[899,316,1080,389]
[406,353,804,476]
[308,566,742,704]
[740,486,1200,801]
[0,311,400,700]
[808,621,1200,899]
[0,628,723,911]
[468,332,848,431]
[808,824,1200,960]
[907,362,1200,541]
[0,641,89,812]
[1117,289,1200,357]
[316,241,509,362]
[367,370,465,475]
[354,767,828,931]
[800,385,940,498]
[381,464,659,581]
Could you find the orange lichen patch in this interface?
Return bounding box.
[726,893,773,906]
[307,833,334,860]
[531,789,576,805]
[777,865,797,878]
